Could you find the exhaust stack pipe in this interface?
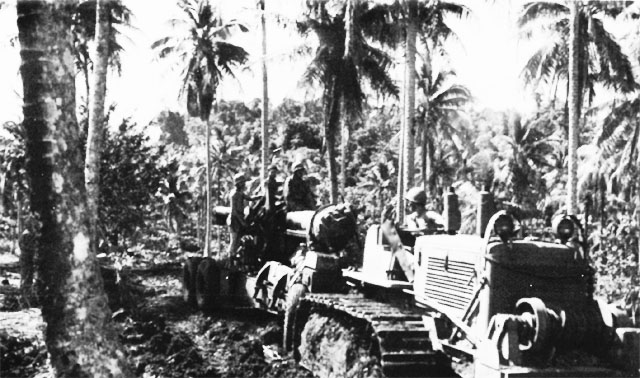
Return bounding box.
[477,185,497,237]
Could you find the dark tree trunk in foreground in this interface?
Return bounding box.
[17,1,132,376]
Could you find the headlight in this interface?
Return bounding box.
[494,213,515,242]
[552,216,574,243]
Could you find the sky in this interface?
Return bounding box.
[0,0,556,127]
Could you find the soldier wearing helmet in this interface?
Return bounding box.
[265,164,280,212]
[405,187,443,232]
[227,172,261,257]
[283,160,315,211]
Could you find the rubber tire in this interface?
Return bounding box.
[182,257,203,306]
[196,258,220,311]
[283,283,307,352]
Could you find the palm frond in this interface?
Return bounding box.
[589,18,637,93]
[597,98,640,153]
[430,85,472,107]
[214,41,249,76]
[586,1,634,18]
[613,123,640,179]
[359,2,404,48]
[521,40,566,88]
[518,1,567,28]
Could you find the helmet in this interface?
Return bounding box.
[233,173,247,185]
[405,187,427,205]
[292,161,306,172]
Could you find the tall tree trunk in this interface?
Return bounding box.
[345,0,354,57]
[15,190,23,244]
[426,137,435,194]
[205,118,212,257]
[403,4,417,193]
[637,171,640,273]
[341,105,348,196]
[421,47,432,195]
[326,80,341,204]
[0,170,5,216]
[420,129,426,191]
[81,52,90,135]
[260,0,269,186]
[17,1,131,376]
[85,0,110,248]
[567,2,580,215]
[341,0,355,197]
[397,75,406,223]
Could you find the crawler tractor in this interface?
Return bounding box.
[287,190,640,378]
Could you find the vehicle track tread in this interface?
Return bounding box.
[295,293,453,377]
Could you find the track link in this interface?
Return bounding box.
[295,293,452,377]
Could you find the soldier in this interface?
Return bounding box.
[227,173,261,257]
[283,161,315,211]
[404,187,443,232]
[265,164,279,212]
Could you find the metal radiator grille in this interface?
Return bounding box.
[423,257,475,315]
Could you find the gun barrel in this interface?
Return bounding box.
[286,210,315,232]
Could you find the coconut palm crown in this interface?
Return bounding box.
[297,0,399,203]
[415,65,472,192]
[151,0,248,256]
[519,0,637,104]
[151,0,249,122]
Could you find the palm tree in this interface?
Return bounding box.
[16,0,131,375]
[567,1,580,215]
[367,0,468,222]
[152,0,248,256]
[85,0,111,252]
[518,0,637,214]
[258,0,269,186]
[593,97,640,263]
[73,0,131,116]
[415,65,471,195]
[494,113,563,209]
[298,0,398,204]
[592,98,640,200]
[342,0,355,196]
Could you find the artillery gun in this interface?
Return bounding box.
[287,189,640,378]
[181,193,357,318]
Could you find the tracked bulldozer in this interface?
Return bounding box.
[286,188,640,378]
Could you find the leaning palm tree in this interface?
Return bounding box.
[73,0,131,113]
[518,0,637,213]
[85,0,118,253]
[76,0,132,247]
[74,1,132,238]
[152,0,248,256]
[298,0,398,204]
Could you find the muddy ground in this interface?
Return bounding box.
[0,253,313,378]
